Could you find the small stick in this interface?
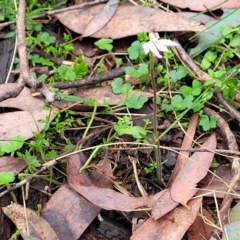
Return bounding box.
[0,0,59,104]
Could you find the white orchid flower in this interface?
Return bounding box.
[142,31,179,58]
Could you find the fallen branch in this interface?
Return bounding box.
[52,59,160,89]
[0,0,59,104]
[173,37,240,105]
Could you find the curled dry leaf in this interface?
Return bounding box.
[131,197,202,240]
[2,203,59,240]
[167,114,199,187]
[82,0,119,37]
[0,156,27,175]
[198,166,235,198]
[170,133,217,208]
[159,0,240,11]
[55,4,206,39]
[152,114,199,220]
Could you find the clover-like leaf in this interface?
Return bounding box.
[111,78,132,94]
[0,172,15,185]
[126,94,148,109]
[94,38,113,52]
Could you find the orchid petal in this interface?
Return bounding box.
[149,32,160,42]
[149,43,162,58]
[157,39,179,46]
[155,42,169,52]
[142,42,151,54]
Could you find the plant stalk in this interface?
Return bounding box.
[149,52,162,184]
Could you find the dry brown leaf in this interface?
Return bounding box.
[170,134,217,208]
[187,208,215,240]
[67,151,150,211]
[198,165,238,198]
[2,202,59,240]
[167,114,198,187]
[151,189,179,220]
[0,83,44,111]
[160,0,240,11]
[75,85,152,105]
[55,4,206,39]
[0,83,57,145]
[82,0,119,37]
[0,110,55,145]
[131,197,202,240]
[0,156,26,175]
[41,184,101,239]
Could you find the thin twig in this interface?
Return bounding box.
[0,0,59,104]
[52,59,160,89]
[216,92,240,122]
[1,143,240,198]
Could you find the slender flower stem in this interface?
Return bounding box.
[78,101,98,150]
[149,52,162,185]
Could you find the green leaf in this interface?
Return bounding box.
[24,151,41,172]
[39,74,48,83]
[94,38,113,52]
[125,64,148,78]
[199,115,217,131]
[126,94,148,109]
[131,126,147,139]
[166,66,188,83]
[190,8,240,57]
[111,78,132,94]
[222,26,233,36]
[58,65,76,81]
[137,32,149,42]
[204,51,217,62]
[180,79,203,97]
[211,158,219,168]
[127,41,146,60]
[201,58,211,70]
[172,95,194,111]
[64,138,74,152]
[39,32,56,45]
[192,102,204,112]
[44,150,58,160]
[57,92,83,102]
[0,135,25,154]
[230,35,240,47]
[0,172,15,185]
[73,61,88,79]
[179,86,192,96]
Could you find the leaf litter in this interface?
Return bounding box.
[0,84,56,144]
[2,203,59,240]
[55,4,206,39]
[1,0,240,239]
[170,133,217,208]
